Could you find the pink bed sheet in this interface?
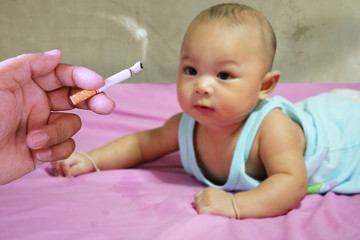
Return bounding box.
[1,83,360,240]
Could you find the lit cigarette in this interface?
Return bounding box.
[70,61,144,105]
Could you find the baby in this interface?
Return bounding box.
[52,3,360,219]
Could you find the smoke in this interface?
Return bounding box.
[96,13,148,60]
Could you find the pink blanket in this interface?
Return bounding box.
[1,83,360,239]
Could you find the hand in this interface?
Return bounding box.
[51,152,95,177]
[193,187,236,218]
[0,50,115,184]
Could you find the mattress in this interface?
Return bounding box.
[1,83,359,240]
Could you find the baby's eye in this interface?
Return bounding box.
[185,67,197,76]
[217,72,232,80]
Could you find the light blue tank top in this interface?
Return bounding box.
[179,94,360,194]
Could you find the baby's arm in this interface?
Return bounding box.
[235,109,307,218]
[194,109,307,218]
[52,113,181,177]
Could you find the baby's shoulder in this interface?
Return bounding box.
[162,112,183,130]
[260,108,292,129]
[257,108,306,152]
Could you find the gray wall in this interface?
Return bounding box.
[1,0,359,83]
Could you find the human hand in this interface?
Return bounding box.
[193,187,236,218]
[0,50,115,184]
[51,152,96,177]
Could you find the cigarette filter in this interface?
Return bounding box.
[70,61,144,105]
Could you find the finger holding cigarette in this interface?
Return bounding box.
[70,61,144,105]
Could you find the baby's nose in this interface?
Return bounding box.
[194,76,214,96]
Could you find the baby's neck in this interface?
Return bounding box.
[198,121,246,141]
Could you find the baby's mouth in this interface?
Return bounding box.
[195,104,214,113]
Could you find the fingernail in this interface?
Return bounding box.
[29,132,49,149]
[44,49,59,55]
[36,149,52,161]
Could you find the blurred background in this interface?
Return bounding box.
[1,0,359,83]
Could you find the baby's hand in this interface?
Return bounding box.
[193,187,236,218]
[51,152,96,177]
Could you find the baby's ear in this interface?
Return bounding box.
[258,70,280,100]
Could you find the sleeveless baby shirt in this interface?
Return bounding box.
[179,93,360,194]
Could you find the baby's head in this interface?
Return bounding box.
[182,3,277,73]
[177,4,280,126]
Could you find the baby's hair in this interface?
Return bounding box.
[187,3,277,71]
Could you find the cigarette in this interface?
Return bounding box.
[70,61,144,105]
